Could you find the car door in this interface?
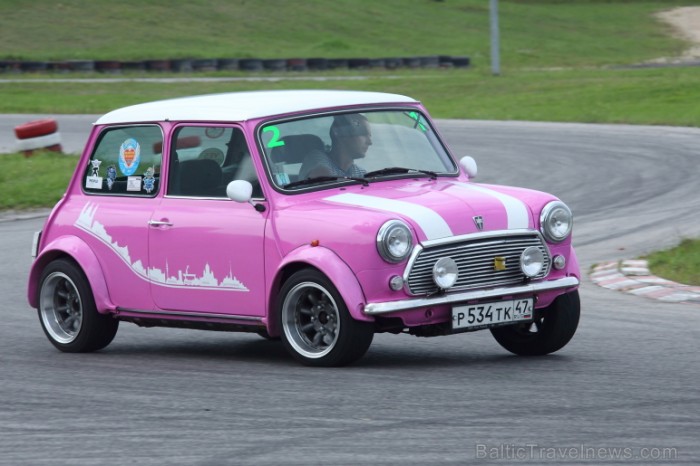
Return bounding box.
[147,124,268,317]
[78,124,164,311]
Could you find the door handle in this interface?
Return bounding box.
[148,219,173,227]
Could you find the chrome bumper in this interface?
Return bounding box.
[362,276,579,315]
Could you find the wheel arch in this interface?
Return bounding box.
[28,235,114,313]
[267,245,372,336]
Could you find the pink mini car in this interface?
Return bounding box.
[28,90,580,366]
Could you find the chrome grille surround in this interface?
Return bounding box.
[403,229,552,295]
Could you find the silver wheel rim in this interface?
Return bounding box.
[282,282,340,359]
[39,272,83,344]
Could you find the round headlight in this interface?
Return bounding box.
[540,201,573,243]
[520,246,545,278]
[433,257,459,289]
[377,220,413,263]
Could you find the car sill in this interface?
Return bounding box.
[115,308,263,323]
[363,276,580,315]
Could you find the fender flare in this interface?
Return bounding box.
[27,235,114,313]
[272,245,372,324]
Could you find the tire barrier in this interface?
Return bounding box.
[95,60,122,73]
[262,59,286,72]
[47,62,71,73]
[348,58,370,69]
[239,59,264,72]
[384,57,402,70]
[217,58,239,71]
[402,57,422,68]
[0,60,21,73]
[67,60,95,72]
[145,60,171,72]
[368,58,386,69]
[1,55,471,74]
[121,61,146,71]
[307,58,328,71]
[14,119,62,157]
[419,55,440,68]
[20,61,48,73]
[287,58,307,72]
[327,58,349,70]
[192,59,218,72]
[170,59,193,72]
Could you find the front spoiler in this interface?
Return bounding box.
[362,276,579,315]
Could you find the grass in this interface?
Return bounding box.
[646,239,700,286]
[1,1,700,125]
[1,0,696,68]
[0,151,77,209]
[2,66,700,126]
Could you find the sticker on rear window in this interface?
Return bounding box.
[119,138,141,176]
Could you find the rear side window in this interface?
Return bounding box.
[83,125,163,196]
[167,125,262,198]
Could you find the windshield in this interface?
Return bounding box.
[259,109,457,190]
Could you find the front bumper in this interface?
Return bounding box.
[362,276,579,315]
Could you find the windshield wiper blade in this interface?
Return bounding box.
[364,167,438,180]
[284,175,369,189]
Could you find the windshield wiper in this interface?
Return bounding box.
[284,175,369,189]
[364,167,438,180]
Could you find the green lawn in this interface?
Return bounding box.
[0,152,77,210]
[1,0,695,68]
[2,1,700,125]
[647,239,700,286]
[3,66,700,126]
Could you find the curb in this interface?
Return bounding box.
[0,209,51,223]
[590,259,700,305]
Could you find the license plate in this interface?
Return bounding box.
[452,298,533,331]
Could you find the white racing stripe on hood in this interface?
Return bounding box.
[448,182,530,229]
[324,193,453,240]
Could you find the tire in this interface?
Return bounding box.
[14,119,57,139]
[278,269,373,366]
[37,259,118,352]
[490,290,580,356]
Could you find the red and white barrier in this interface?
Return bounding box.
[14,119,63,156]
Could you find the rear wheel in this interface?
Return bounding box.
[278,269,373,366]
[490,290,580,356]
[38,259,118,352]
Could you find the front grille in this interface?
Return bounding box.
[405,232,551,295]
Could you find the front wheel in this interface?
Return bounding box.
[490,290,580,356]
[278,269,373,366]
[37,258,118,352]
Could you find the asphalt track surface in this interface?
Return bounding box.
[1,115,699,465]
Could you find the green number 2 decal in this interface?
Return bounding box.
[263,126,285,148]
[408,111,428,132]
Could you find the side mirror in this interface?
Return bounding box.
[459,156,478,178]
[226,180,266,212]
[226,180,253,203]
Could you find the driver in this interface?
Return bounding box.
[299,113,372,179]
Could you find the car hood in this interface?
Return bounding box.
[273,179,558,249]
[318,179,554,240]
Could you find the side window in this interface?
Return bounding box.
[83,125,163,196]
[167,125,262,198]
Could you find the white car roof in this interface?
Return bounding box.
[95,90,418,125]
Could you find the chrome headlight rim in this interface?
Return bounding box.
[432,257,459,289]
[540,201,573,243]
[520,246,545,278]
[376,220,413,263]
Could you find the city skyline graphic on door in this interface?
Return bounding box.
[75,203,249,292]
